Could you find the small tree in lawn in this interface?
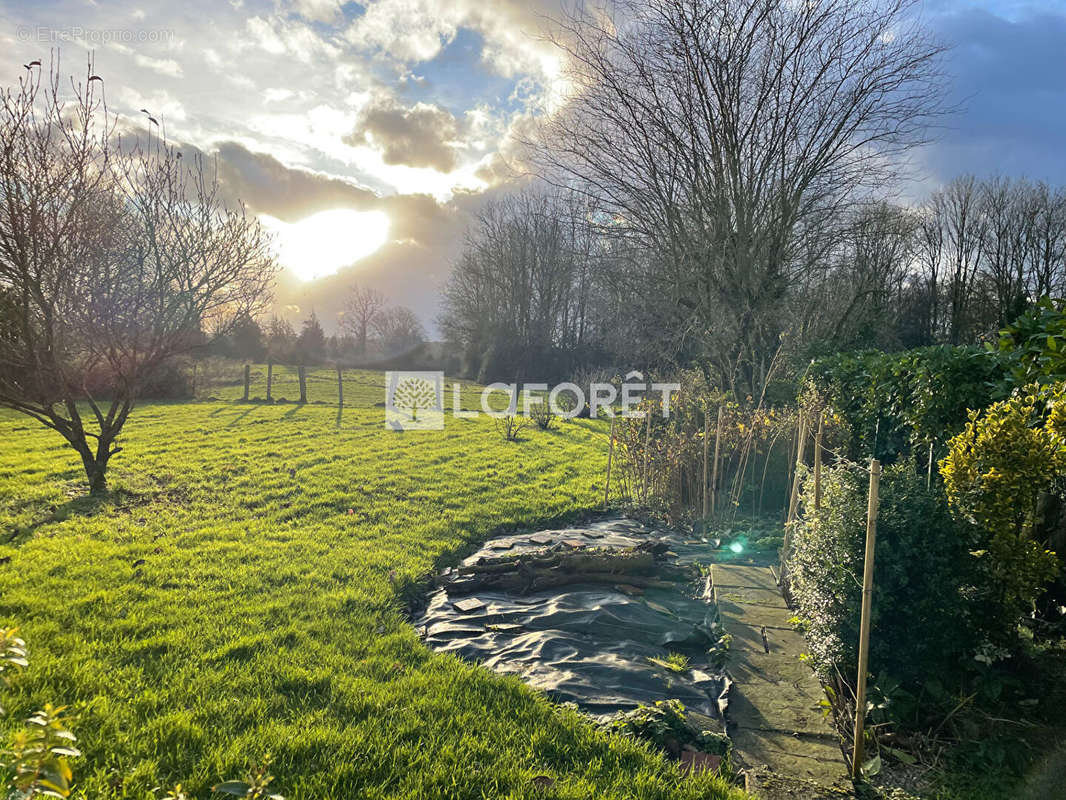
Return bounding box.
[0,58,276,495]
[392,377,436,421]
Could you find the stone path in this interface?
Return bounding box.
[710,564,851,798]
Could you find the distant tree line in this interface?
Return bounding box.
[209,287,426,366]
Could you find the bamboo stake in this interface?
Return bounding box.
[785,425,797,517]
[298,365,307,404]
[702,408,710,519]
[710,404,723,519]
[787,414,808,525]
[814,413,824,510]
[926,441,934,489]
[242,364,250,401]
[642,409,652,502]
[604,416,616,510]
[852,458,881,780]
[336,365,344,407]
[266,361,273,402]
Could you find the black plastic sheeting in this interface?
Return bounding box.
[415,518,731,720]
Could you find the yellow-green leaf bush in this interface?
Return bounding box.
[940,387,1062,643]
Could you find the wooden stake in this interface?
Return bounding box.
[298,365,307,404]
[242,364,250,401]
[702,408,710,519]
[814,413,824,511]
[604,416,616,510]
[787,414,808,525]
[642,410,652,502]
[336,365,344,407]
[266,361,273,402]
[785,426,797,517]
[711,404,724,519]
[851,458,881,780]
[927,441,934,489]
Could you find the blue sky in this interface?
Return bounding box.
[0,0,1063,329]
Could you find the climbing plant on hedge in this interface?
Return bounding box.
[940,387,1063,641]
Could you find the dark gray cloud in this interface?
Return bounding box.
[213,142,379,222]
[345,100,462,172]
[912,4,1066,188]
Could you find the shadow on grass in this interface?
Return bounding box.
[3,483,186,546]
[5,489,122,546]
[225,407,254,427]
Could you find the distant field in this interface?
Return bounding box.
[194,363,491,410]
[0,371,743,800]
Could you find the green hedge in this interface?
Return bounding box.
[788,464,980,702]
[804,345,1008,464]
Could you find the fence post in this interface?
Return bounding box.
[266,361,273,402]
[336,365,344,407]
[604,416,616,511]
[298,366,307,404]
[242,364,250,401]
[711,404,724,519]
[851,458,881,780]
[814,412,824,510]
[702,408,710,519]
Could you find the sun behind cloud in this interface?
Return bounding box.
[261,208,390,281]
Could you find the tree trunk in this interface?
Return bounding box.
[87,461,109,496]
[77,445,111,496]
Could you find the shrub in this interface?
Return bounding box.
[994,297,1066,390]
[494,415,528,441]
[805,346,1007,464]
[789,464,981,697]
[940,388,1062,640]
[528,400,556,431]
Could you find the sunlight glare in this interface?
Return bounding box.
[261,209,390,281]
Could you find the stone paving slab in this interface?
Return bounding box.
[711,564,849,795]
[711,564,780,590]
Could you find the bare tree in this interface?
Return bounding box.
[439,190,606,381]
[341,283,385,357]
[532,0,945,398]
[0,59,276,495]
[372,306,425,356]
[932,176,987,342]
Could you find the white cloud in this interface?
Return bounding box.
[344,0,460,63]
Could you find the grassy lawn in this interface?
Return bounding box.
[0,373,744,800]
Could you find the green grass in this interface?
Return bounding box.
[0,372,745,800]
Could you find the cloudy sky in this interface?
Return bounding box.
[1,0,1064,334]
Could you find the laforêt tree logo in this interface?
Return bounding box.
[385,371,444,430]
